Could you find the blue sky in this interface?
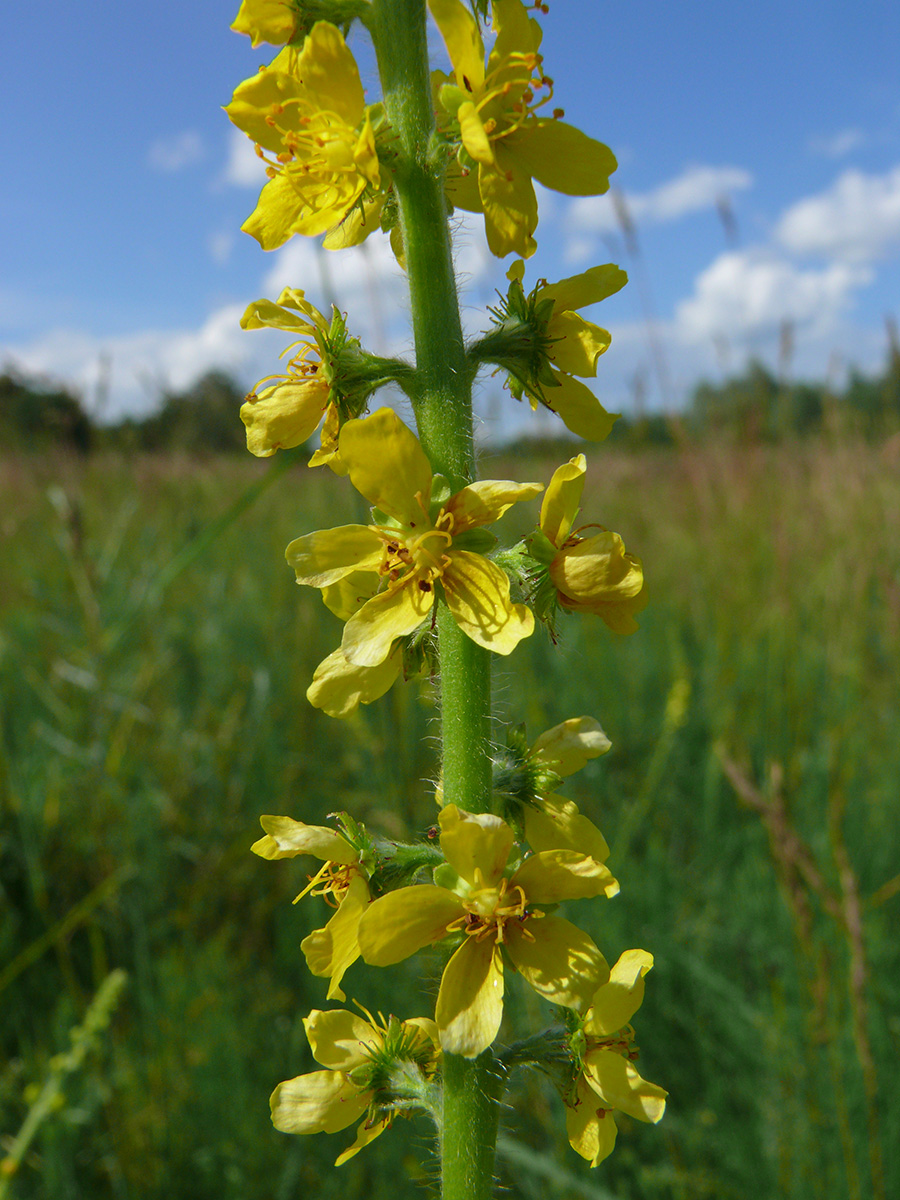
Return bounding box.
[3,0,899,433]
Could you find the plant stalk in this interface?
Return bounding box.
[369,2,499,1196]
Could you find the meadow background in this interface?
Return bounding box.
[2,364,899,1199]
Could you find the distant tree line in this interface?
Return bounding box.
[3,342,900,456]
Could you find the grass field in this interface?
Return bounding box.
[1,436,898,1199]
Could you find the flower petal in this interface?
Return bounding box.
[341,583,433,667]
[445,479,543,531]
[436,938,504,1058]
[439,804,513,887]
[532,716,611,776]
[524,798,611,863]
[307,644,402,720]
[303,1006,376,1072]
[301,874,370,1001]
[540,264,628,314]
[334,1114,391,1165]
[270,1071,367,1134]
[295,22,365,127]
[357,885,465,966]
[566,1074,618,1166]
[507,915,609,1012]
[442,552,534,655]
[339,408,432,524]
[478,154,538,259]
[584,949,654,1038]
[428,0,486,91]
[582,1050,667,1124]
[539,455,585,547]
[511,120,617,196]
[241,170,307,251]
[511,850,618,903]
[551,532,643,605]
[241,379,329,457]
[545,312,610,378]
[251,816,356,863]
[286,525,384,588]
[544,372,618,442]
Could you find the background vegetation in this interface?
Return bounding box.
[1,370,898,1197]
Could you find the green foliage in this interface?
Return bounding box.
[2,442,898,1198]
[0,372,92,454]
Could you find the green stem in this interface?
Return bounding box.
[369,3,499,1197]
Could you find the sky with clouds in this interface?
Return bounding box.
[3,0,899,437]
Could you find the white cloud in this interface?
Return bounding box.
[776,166,900,264]
[222,127,266,188]
[675,249,871,344]
[147,130,204,172]
[1,304,265,420]
[261,233,410,356]
[208,231,235,266]
[569,164,753,234]
[808,128,865,158]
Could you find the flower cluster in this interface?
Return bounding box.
[226,0,666,1179]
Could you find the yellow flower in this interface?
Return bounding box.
[521,718,612,859]
[239,288,343,468]
[566,950,667,1167]
[429,0,616,257]
[537,454,647,634]
[285,406,541,667]
[225,22,381,249]
[504,260,626,441]
[231,0,297,47]
[271,1006,440,1165]
[252,816,370,1000]
[357,804,618,1058]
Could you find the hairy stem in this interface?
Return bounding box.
[369,2,499,1196]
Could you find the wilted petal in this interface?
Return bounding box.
[270,1071,367,1135]
[436,938,504,1058]
[357,885,464,966]
[439,804,513,888]
[582,1050,668,1125]
[507,915,608,1012]
[251,816,355,863]
[539,456,585,547]
[286,525,383,588]
[584,949,654,1038]
[443,552,534,655]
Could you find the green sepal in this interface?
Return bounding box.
[433,862,465,894]
[524,527,557,566]
[368,839,446,897]
[453,527,497,554]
